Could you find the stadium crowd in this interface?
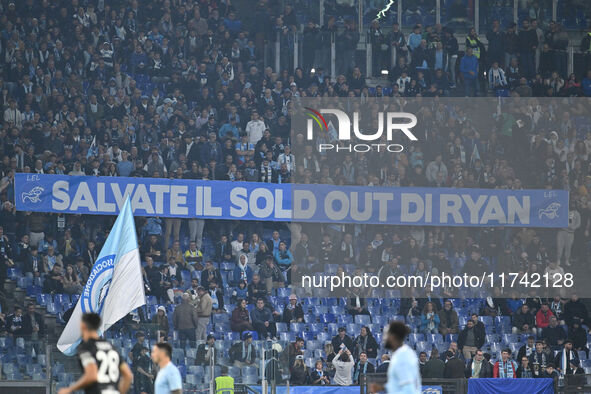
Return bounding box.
[1,0,591,391]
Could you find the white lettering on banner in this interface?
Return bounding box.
[274,189,291,219]
[111,183,135,209]
[250,189,274,218]
[97,183,116,212]
[293,190,317,220]
[230,187,248,217]
[480,195,506,224]
[149,184,169,214]
[195,186,203,215]
[440,194,463,224]
[508,196,530,224]
[373,193,394,222]
[41,177,536,225]
[170,186,188,215]
[401,193,423,223]
[203,187,222,216]
[71,182,97,212]
[324,191,394,222]
[52,180,70,210]
[461,194,488,224]
[350,192,372,221]
[131,184,154,214]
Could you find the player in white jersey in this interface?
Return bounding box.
[372,321,421,394]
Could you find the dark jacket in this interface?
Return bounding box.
[22,312,45,337]
[331,334,355,353]
[444,357,466,378]
[229,341,256,364]
[512,311,535,331]
[423,358,445,378]
[458,325,485,350]
[465,359,493,378]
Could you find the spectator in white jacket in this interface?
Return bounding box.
[332,348,355,386]
[488,62,508,89]
[4,99,23,127]
[425,154,448,183]
[246,111,267,145]
[277,145,296,173]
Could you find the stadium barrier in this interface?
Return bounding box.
[0,380,49,394]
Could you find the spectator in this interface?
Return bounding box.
[282,294,304,323]
[251,298,277,339]
[530,340,551,377]
[542,315,567,349]
[21,303,44,340]
[420,301,440,334]
[516,355,534,378]
[332,348,354,386]
[423,349,445,378]
[438,300,459,335]
[230,299,253,333]
[460,48,479,97]
[311,360,330,385]
[196,334,217,366]
[172,293,198,345]
[152,306,170,340]
[230,332,256,368]
[493,349,518,378]
[6,306,24,337]
[444,352,465,378]
[376,354,390,373]
[353,351,375,384]
[43,264,64,294]
[554,339,579,375]
[289,355,310,386]
[458,319,484,360]
[332,327,355,353]
[517,336,536,362]
[535,303,554,336]
[354,326,378,360]
[512,304,535,334]
[195,286,212,341]
[466,349,493,378]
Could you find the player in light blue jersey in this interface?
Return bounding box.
[152,342,183,394]
[376,321,421,394]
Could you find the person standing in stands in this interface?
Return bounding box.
[332,347,355,386]
[332,327,355,353]
[422,349,445,378]
[493,349,518,378]
[460,48,479,97]
[195,286,212,341]
[353,352,375,384]
[458,319,484,360]
[466,349,493,378]
[444,352,465,378]
[172,293,198,346]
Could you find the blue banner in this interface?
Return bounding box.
[15,174,568,227]
[249,385,442,394]
[467,378,554,394]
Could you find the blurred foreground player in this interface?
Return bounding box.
[151,342,183,394]
[370,321,421,394]
[58,313,133,394]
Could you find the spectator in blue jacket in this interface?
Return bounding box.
[233,254,253,285]
[420,302,441,334]
[273,241,293,270]
[460,48,479,96]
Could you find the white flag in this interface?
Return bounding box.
[58,197,145,355]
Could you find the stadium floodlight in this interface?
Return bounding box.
[310,68,316,73]
[381,69,389,75]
